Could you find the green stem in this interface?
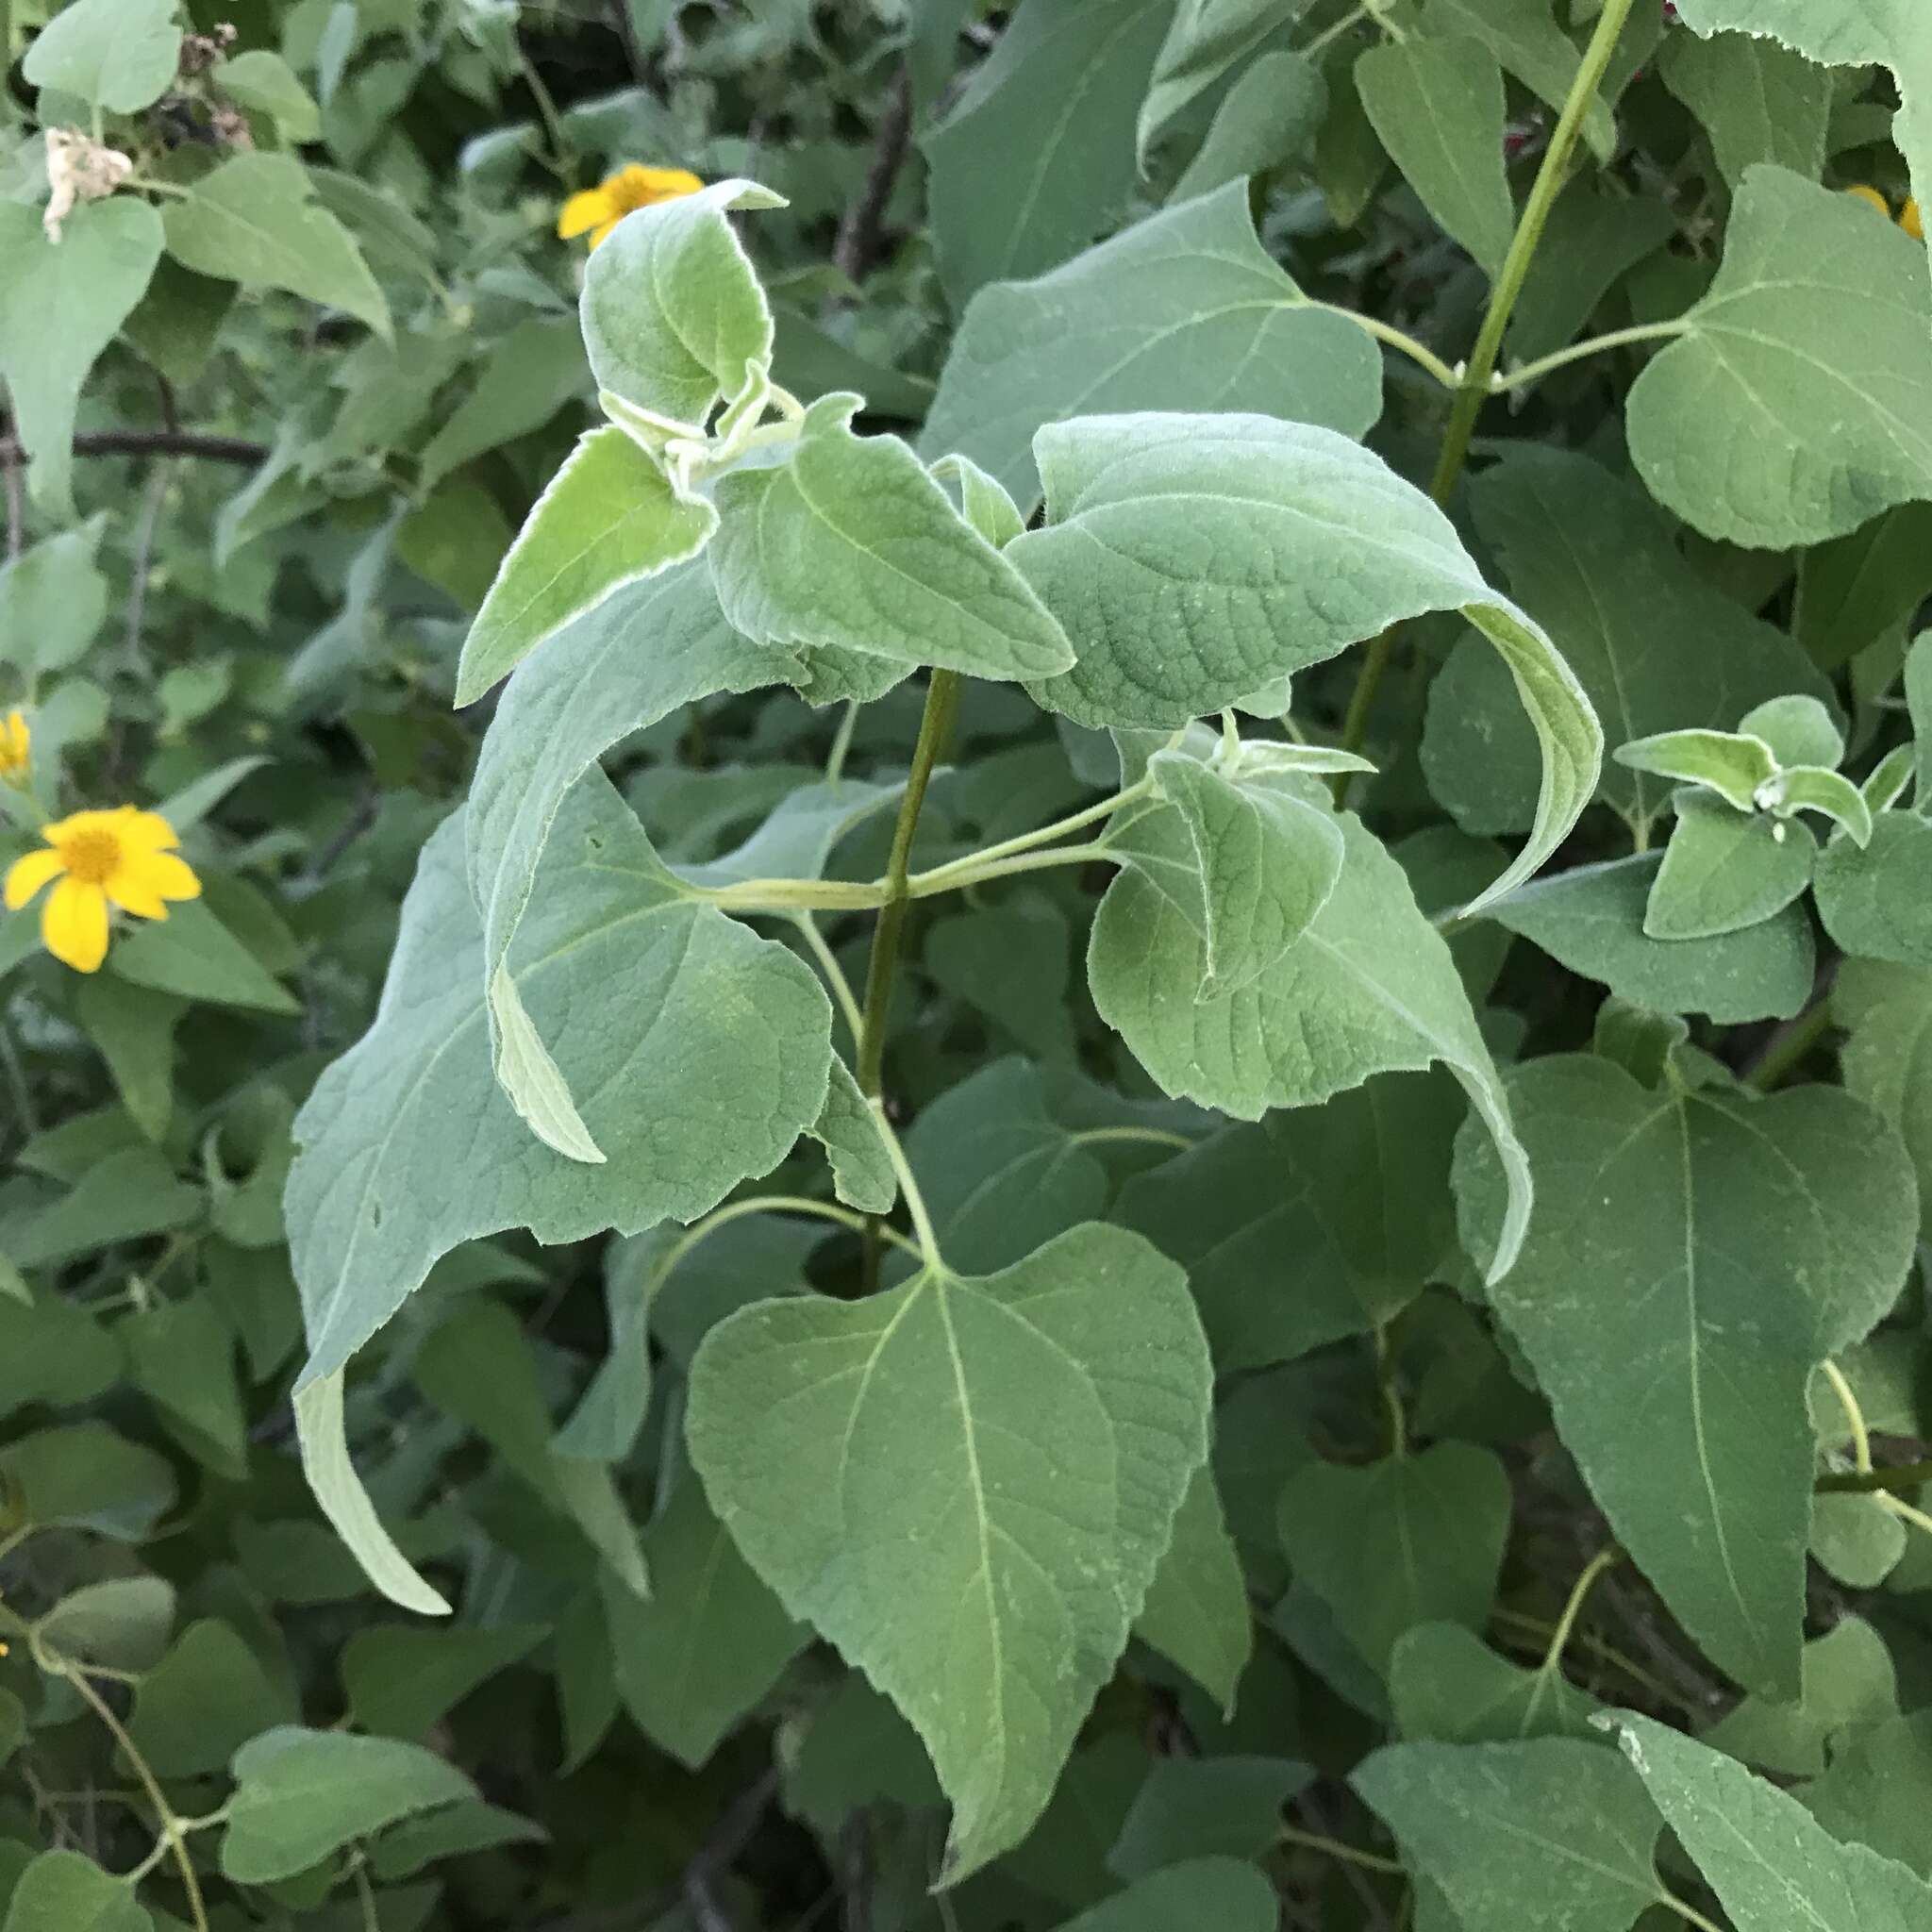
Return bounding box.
[1315,306,1460,389]
[1535,1546,1620,1686]
[1303,1,1371,58]
[1337,0,1637,774]
[1067,1125,1195,1155]
[1497,318,1690,391]
[1657,1890,1726,1932]
[824,699,860,782]
[650,1195,924,1286]
[1374,1320,1407,1459]
[858,671,960,1098]
[908,840,1114,898]
[874,1111,942,1272]
[908,775,1152,894]
[698,876,886,913]
[1818,1457,1932,1496]
[1745,994,1835,1091]
[791,914,865,1052]
[1278,1824,1406,1877]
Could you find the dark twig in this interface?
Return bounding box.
[0,430,269,469]
[832,62,914,286]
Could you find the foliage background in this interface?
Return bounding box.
[1,2,1931,1930]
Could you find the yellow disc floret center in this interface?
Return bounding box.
[58,825,123,885]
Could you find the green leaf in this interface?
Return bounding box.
[1908,632,1931,803]
[1389,1623,1603,1743]
[286,774,832,1394]
[109,898,299,1014]
[602,1470,807,1768]
[1614,728,1777,815]
[809,1058,896,1215]
[418,316,587,491]
[922,0,1173,304]
[454,428,717,707]
[1173,48,1329,201]
[0,1852,151,1932]
[0,1423,175,1541]
[1455,1058,1920,1695]
[217,49,322,142]
[1643,793,1815,941]
[1701,1616,1899,1777]
[0,525,108,686]
[1422,0,1617,163]
[162,153,390,340]
[4,1144,202,1270]
[1139,0,1310,161]
[1133,1463,1252,1714]
[686,1222,1211,1881]
[1611,1712,1932,1932]
[1799,1712,1932,1878]
[1507,181,1676,365]
[1485,853,1816,1023]
[0,198,163,515]
[1797,508,1932,672]
[221,1727,477,1885]
[1627,167,1932,548]
[1838,959,1932,1239]
[36,1575,175,1674]
[1660,30,1831,186]
[1108,1756,1311,1878]
[1118,1070,1460,1370]
[1278,1444,1511,1674]
[1673,1,1932,291]
[920,182,1383,511]
[1355,1738,1663,1932]
[125,1293,247,1478]
[22,0,180,112]
[1765,763,1874,844]
[579,177,785,429]
[1424,448,1830,838]
[1815,812,1932,968]
[129,1619,294,1778]
[1739,692,1845,770]
[1051,1859,1280,1932]
[342,1623,545,1740]
[709,393,1074,684]
[75,976,180,1143]
[1091,806,1534,1281]
[1357,37,1514,278]
[1014,413,1601,906]
[556,1232,665,1462]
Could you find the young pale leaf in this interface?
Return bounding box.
[454,428,719,707]
[922,0,1172,304]
[710,394,1074,682]
[0,1850,152,1932]
[1815,813,1932,968]
[1279,1445,1511,1674]
[1091,807,1533,1280]
[0,200,164,516]
[161,153,390,341]
[1738,691,1845,770]
[808,1059,897,1215]
[221,1727,476,1884]
[1456,1058,1919,1696]
[21,0,180,111]
[1487,853,1816,1023]
[1118,1071,1460,1370]
[686,1223,1211,1882]
[1424,449,1830,837]
[1147,752,1344,998]
[932,453,1026,549]
[1357,36,1515,278]
[1138,0,1310,162]
[1627,167,1932,548]
[1659,29,1832,186]
[602,1473,808,1769]
[1613,728,1776,815]
[579,177,785,428]
[1612,1713,1932,1932]
[1863,744,1916,817]
[1764,764,1874,845]
[1012,413,1600,908]
[1354,1739,1662,1932]
[287,774,832,1395]
[921,182,1382,509]
[1132,1463,1252,1715]
[1644,792,1815,941]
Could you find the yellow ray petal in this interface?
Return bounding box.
[42,876,108,972]
[123,849,201,908]
[112,806,181,851]
[4,846,62,909]
[1905,197,1924,242]
[1843,183,1890,217]
[558,187,616,239]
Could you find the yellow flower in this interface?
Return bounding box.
[3,807,201,974]
[1843,183,1891,218]
[558,164,704,250]
[1905,196,1924,242]
[0,710,27,785]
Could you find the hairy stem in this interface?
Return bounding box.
[1496,318,1690,391]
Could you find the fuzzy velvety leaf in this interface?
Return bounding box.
[1455,1058,1919,1696]
[686,1223,1211,1881]
[1091,806,1533,1280]
[1356,1738,1662,1932]
[579,177,785,428]
[1815,813,1932,968]
[1627,167,1932,548]
[1014,413,1600,908]
[1484,853,1815,1023]
[161,154,389,341]
[1613,1713,1932,1932]
[1172,48,1330,200]
[1643,795,1815,941]
[0,199,163,515]
[921,182,1382,509]
[809,1059,897,1215]
[1357,36,1514,277]
[454,429,718,706]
